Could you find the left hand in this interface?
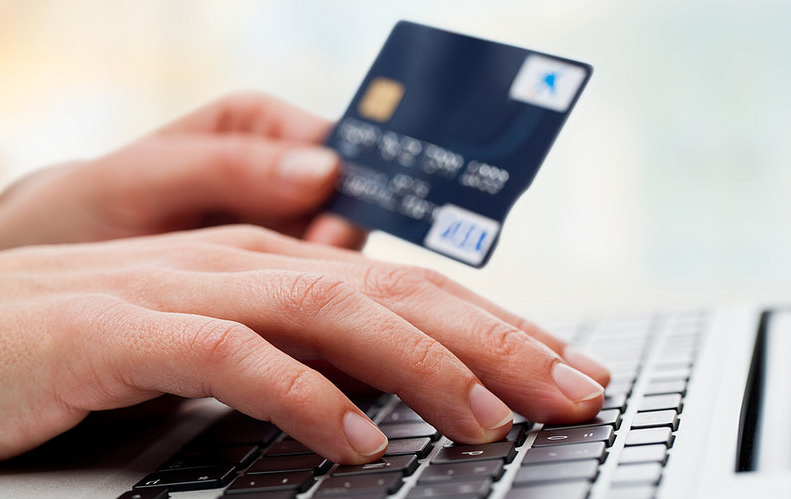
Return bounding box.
[0,92,365,250]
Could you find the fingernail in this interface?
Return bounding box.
[469,383,513,430]
[553,362,605,402]
[343,411,388,457]
[563,345,610,380]
[278,147,338,183]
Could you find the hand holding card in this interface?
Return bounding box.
[326,21,591,266]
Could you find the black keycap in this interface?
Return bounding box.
[246,454,331,474]
[631,410,680,431]
[134,465,236,491]
[189,412,280,447]
[309,493,385,499]
[625,427,674,447]
[223,471,314,494]
[381,422,439,440]
[637,394,683,412]
[611,463,663,486]
[619,444,669,465]
[407,478,492,498]
[222,491,296,499]
[314,472,403,496]
[505,480,590,499]
[514,460,598,485]
[544,409,621,430]
[532,425,614,447]
[433,442,516,464]
[385,437,432,458]
[380,403,424,424]
[418,460,504,483]
[333,455,418,477]
[353,396,383,417]
[115,489,169,499]
[522,442,607,464]
[159,445,259,470]
[264,439,313,456]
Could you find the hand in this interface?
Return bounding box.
[0,225,609,464]
[0,92,365,250]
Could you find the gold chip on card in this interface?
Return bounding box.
[357,77,404,122]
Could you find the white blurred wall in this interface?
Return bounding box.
[1,0,790,322]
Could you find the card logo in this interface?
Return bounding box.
[358,77,405,122]
[509,54,586,112]
[424,204,500,266]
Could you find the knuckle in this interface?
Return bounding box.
[279,272,358,316]
[271,367,321,414]
[480,321,528,360]
[184,318,254,367]
[403,336,448,379]
[362,265,433,301]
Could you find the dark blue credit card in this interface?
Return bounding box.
[325,21,592,267]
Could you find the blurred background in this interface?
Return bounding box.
[1,0,790,323]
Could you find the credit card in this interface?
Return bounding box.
[325,21,592,267]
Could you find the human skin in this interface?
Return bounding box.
[0,93,609,465]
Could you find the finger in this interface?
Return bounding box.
[414,271,611,387]
[155,91,332,143]
[120,254,603,424]
[68,297,387,465]
[89,137,341,234]
[149,226,609,385]
[303,213,369,250]
[113,269,515,446]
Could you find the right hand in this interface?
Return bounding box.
[0,225,608,464]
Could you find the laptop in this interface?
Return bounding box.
[2,303,790,498]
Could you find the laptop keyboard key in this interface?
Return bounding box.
[264,439,313,456]
[513,459,598,485]
[433,442,516,464]
[611,463,663,486]
[221,491,296,499]
[522,442,607,464]
[602,394,627,411]
[619,444,669,465]
[418,460,504,483]
[246,454,331,474]
[159,445,259,470]
[637,394,683,412]
[333,455,419,477]
[115,490,169,499]
[631,410,680,430]
[224,471,314,494]
[532,425,615,447]
[381,422,439,440]
[625,427,674,447]
[506,480,590,499]
[644,380,687,396]
[385,437,432,458]
[544,409,621,430]
[134,465,236,492]
[407,478,492,498]
[599,485,657,499]
[190,412,279,447]
[315,472,404,496]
